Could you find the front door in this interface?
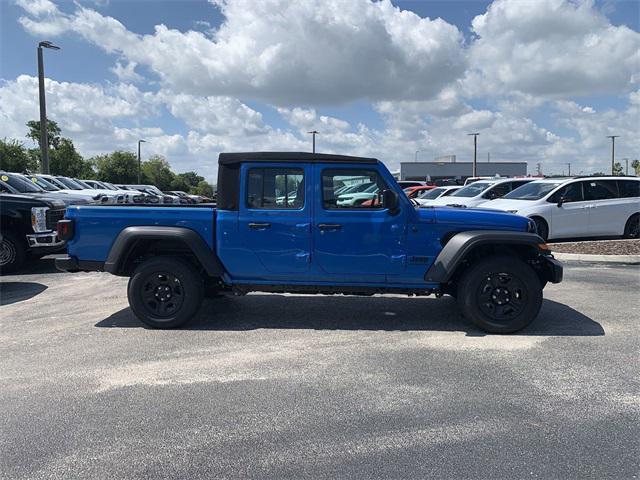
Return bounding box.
[239,164,311,277]
[312,165,407,283]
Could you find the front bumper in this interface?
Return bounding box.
[540,255,563,284]
[27,232,65,249]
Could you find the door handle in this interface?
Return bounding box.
[318,223,342,230]
[248,222,271,229]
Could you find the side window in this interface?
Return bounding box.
[617,180,640,198]
[322,169,387,209]
[584,180,618,201]
[246,168,304,210]
[549,182,584,203]
[485,182,511,199]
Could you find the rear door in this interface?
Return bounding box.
[583,180,623,236]
[238,163,311,277]
[549,181,589,238]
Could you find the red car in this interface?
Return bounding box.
[404,185,436,199]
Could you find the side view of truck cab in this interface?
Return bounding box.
[56,152,562,333]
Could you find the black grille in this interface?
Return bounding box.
[46,208,66,231]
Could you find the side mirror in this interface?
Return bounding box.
[486,191,498,200]
[382,189,400,214]
[557,196,565,207]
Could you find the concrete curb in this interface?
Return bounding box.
[552,252,640,265]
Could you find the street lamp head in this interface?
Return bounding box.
[307,130,319,135]
[39,41,60,50]
[467,132,479,136]
[139,139,146,144]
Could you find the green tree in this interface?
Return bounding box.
[94,151,139,184]
[193,180,214,198]
[613,162,623,176]
[49,138,95,178]
[177,171,205,189]
[26,119,62,149]
[632,159,640,176]
[169,175,191,192]
[0,138,38,172]
[141,155,176,190]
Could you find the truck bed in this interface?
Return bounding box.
[64,205,216,263]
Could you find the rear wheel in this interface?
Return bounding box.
[457,255,542,333]
[624,213,639,239]
[128,257,204,328]
[0,232,26,274]
[531,216,549,241]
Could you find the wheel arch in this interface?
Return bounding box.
[425,230,546,284]
[104,226,224,278]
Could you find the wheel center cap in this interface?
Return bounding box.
[491,287,511,305]
[154,285,172,301]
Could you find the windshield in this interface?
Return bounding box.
[42,176,67,189]
[418,187,446,200]
[3,174,44,193]
[74,179,93,189]
[99,182,117,190]
[450,181,495,198]
[504,181,563,200]
[28,175,60,191]
[145,186,163,195]
[55,177,84,190]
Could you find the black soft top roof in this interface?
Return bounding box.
[218,152,378,165]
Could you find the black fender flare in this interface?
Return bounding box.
[425,230,546,283]
[104,226,224,277]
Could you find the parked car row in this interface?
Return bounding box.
[0,170,215,272]
[414,176,640,241]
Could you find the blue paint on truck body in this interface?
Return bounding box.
[64,159,531,288]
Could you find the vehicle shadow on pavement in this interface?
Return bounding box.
[96,295,604,337]
[2,257,64,276]
[0,282,48,305]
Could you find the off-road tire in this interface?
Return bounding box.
[0,232,27,274]
[128,257,204,329]
[457,255,543,334]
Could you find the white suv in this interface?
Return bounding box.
[483,177,640,240]
[426,178,534,208]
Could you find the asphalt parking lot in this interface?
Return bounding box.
[1,258,638,479]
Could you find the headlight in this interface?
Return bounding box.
[527,219,537,233]
[31,207,49,232]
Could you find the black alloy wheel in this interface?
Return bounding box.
[457,255,543,333]
[128,257,204,328]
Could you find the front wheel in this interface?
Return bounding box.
[457,255,542,333]
[128,257,204,328]
[0,232,27,274]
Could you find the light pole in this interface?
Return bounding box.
[566,162,571,176]
[623,158,629,175]
[414,150,420,162]
[468,133,479,177]
[37,40,60,174]
[137,139,146,183]
[606,135,619,175]
[307,130,319,153]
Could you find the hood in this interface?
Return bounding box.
[30,192,90,206]
[427,195,477,207]
[425,205,530,231]
[478,198,534,213]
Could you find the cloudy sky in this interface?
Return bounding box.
[1,0,638,181]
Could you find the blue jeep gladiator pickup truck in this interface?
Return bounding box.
[56,152,562,333]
